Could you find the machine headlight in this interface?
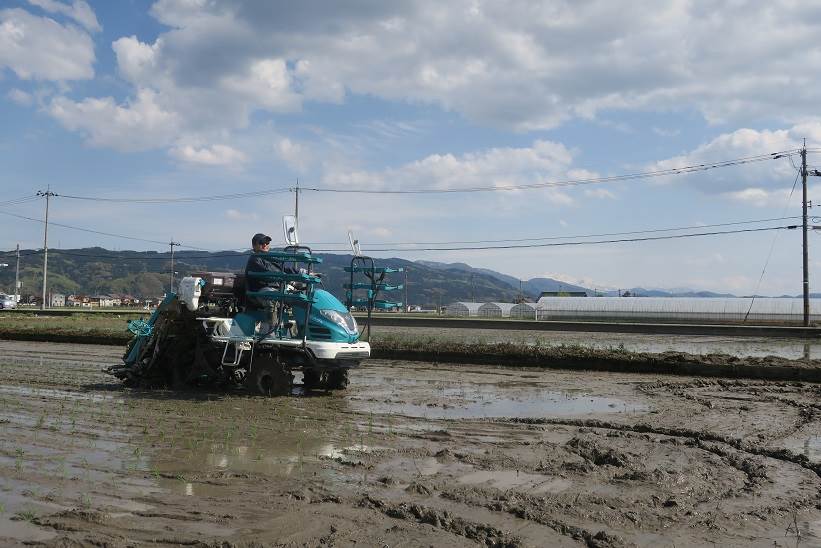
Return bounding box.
[319,309,359,335]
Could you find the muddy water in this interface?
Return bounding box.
[373,325,821,359]
[1,340,821,547]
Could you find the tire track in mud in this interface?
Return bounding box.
[636,379,821,444]
[358,494,524,547]
[438,488,633,548]
[392,421,819,546]
[496,417,821,480]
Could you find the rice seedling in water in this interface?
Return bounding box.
[14,508,37,522]
[14,447,24,474]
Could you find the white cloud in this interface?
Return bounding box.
[723,188,788,207]
[220,58,299,112]
[6,88,32,105]
[584,188,616,199]
[0,7,95,81]
[323,139,585,205]
[370,227,392,238]
[538,272,615,291]
[275,138,311,173]
[26,0,101,32]
[170,144,247,166]
[225,208,257,221]
[120,1,821,132]
[45,1,821,158]
[48,89,180,151]
[648,122,821,205]
[652,127,680,138]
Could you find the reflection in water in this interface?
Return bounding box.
[349,375,646,420]
[804,436,821,461]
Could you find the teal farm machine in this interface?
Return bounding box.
[106,220,403,396]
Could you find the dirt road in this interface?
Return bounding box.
[1,339,820,547]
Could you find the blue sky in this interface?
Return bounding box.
[2,0,821,295]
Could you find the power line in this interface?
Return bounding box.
[26,150,799,203]
[55,188,292,204]
[311,226,797,252]
[304,151,797,194]
[1,195,40,206]
[308,216,802,247]
[0,225,791,260]
[0,209,206,250]
[744,172,801,321]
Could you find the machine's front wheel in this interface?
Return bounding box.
[244,357,292,396]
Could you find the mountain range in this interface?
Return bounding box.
[0,247,797,305]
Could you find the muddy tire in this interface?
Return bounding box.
[325,369,349,390]
[302,369,324,390]
[244,358,292,396]
[302,368,349,391]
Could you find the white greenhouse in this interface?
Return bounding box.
[478,302,517,318]
[535,297,821,323]
[510,302,537,319]
[445,302,483,317]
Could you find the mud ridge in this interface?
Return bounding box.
[359,494,522,547]
[373,345,821,383]
[440,487,632,548]
[499,417,821,478]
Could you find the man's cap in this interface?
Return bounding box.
[252,233,272,246]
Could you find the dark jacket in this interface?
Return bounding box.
[245,254,283,293]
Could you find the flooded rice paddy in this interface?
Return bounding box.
[1,339,821,547]
[372,325,821,360]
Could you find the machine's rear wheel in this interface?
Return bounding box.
[244,357,292,396]
[302,369,325,390]
[325,369,349,390]
[302,368,349,391]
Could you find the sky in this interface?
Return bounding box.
[2,0,821,295]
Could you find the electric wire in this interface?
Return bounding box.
[743,172,801,322]
[1,195,40,206]
[304,151,797,194]
[0,225,796,260]
[43,150,796,202]
[55,188,292,204]
[307,216,802,247]
[313,225,797,252]
[0,209,206,250]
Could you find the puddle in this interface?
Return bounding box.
[458,469,572,494]
[801,436,821,462]
[0,516,57,543]
[351,377,645,419]
[781,436,821,464]
[153,435,378,496]
[0,385,124,404]
[802,518,821,542]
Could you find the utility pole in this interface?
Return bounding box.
[404,267,409,312]
[294,179,300,233]
[14,243,20,304]
[470,273,475,302]
[803,142,821,326]
[169,240,180,294]
[802,143,810,326]
[37,188,55,310]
